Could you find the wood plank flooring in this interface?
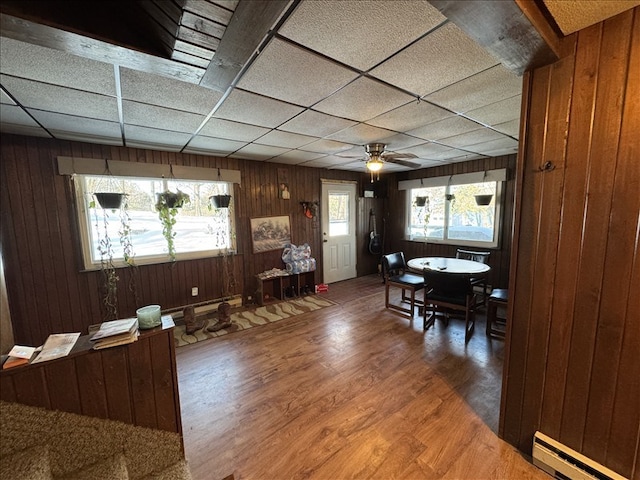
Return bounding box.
[176,275,549,480]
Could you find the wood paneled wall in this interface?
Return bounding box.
[0,135,365,346]
[386,155,517,290]
[501,8,639,479]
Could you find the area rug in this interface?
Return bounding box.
[173,295,336,347]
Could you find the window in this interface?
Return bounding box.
[328,191,350,236]
[404,171,504,248]
[74,174,235,269]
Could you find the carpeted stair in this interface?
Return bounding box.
[0,401,192,479]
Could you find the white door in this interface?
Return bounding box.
[321,180,357,284]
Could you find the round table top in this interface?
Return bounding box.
[407,257,491,274]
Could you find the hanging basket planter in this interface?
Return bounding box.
[210,194,231,209]
[156,191,189,209]
[94,192,124,210]
[474,194,494,206]
[414,196,427,207]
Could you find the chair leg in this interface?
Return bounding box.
[385,284,390,308]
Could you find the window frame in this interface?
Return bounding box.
[403,171,505,249]
[73,174,236,270]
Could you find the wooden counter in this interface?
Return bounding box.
[0,321,182,437]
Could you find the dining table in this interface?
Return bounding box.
[407,256,491,275]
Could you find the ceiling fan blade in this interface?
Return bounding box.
[381,152,419,159]
[386,158,422,169]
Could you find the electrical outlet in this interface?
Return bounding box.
[191,287,198,296]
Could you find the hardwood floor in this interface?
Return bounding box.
[176,275,549,480]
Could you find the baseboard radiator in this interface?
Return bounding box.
[532,431,627,480]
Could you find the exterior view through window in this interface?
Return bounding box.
[76,175,233,268]
[328,192,349,236]
[408,180,500,248]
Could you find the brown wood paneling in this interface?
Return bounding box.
[605,10,640,476]
[44,358,81,414]
[502,7,639,479]
[102,346,134,424]
[581,9,635,466]
[76,352,108,419]
[129,336,157,429]
[150,332,178,432]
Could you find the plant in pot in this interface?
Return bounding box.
[94,192,125,210]
[155,190,190,262]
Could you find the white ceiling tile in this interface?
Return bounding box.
[213,89,305,128]
[1,104,40,127]
[366,101,454,132]
[52,130,123,145]
[313,77,414,122]
[29,110,122,138]
[438,128,508,149]
[325,123,395,144]
[270,150,327,163]
[300,154,356,168]
[464,95,522,126]
[1,90,16,105]
[299,139,354,154]
[279,110,357,137]
[1,76,119,121]
[465,137,519,154]
[425,64,523,113]
[377,133,426,150]
[0,122,51,137]
[370,23,499,97]
[0,37,116,95]
[123,101,205,133]
[120,67,223,115]
[256,130,318,149]
[279,0,446,71]
[407,116,483,141]
[185,136,246,153]
[236,37,359,107]
[494,119,520,138]
[124,125,192,148]
[229,144,290,160]
[396,142,457,160]
[199,118,270,142]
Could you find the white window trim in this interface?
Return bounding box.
[403,169,506,249]
[71,174,236,271]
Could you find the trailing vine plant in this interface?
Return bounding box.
[155,190,190,262]
[118,196,139,307]
[92,199,119,320]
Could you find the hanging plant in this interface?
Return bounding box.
[210,194,231,209]
[155,190,190,262]
[475,194,493,206]
[93,207,119,321]
[118,197,140,307]
[94,192,124,210]
[414,196,428,207]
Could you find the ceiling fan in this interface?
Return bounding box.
[358,143,421,181]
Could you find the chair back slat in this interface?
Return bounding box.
[456,249,490,264]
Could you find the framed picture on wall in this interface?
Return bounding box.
[250,215,291,254]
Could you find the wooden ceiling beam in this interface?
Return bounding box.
[0,13,204,84]
[428,0,560,75]
[199,0,293,93]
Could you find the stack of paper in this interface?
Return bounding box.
[2,345,37,369]
[90,318,139,350]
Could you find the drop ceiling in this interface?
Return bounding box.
[0,0,634,173]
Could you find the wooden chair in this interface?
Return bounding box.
[382,252,424,316]
[456,249,490,306]
[423,269,478,343]
[486,288,508,338]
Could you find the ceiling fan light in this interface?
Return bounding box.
[366,159,383,172]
